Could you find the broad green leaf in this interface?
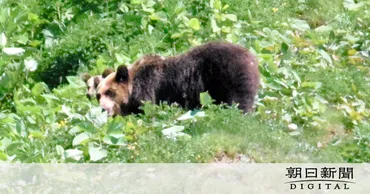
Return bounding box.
[189,38,202,46]
[162,126,184,134]
[103,135,127,146]
[291,70,302,85]
[211,18,220,33]
[41,29,53,38]
[96,56,107,68]
[62,105,72,116]
[26,116,36,124]
[0,32,6,47]
[188,18,200,30]
[124,121,135,133]
[78,122,97,133]
[125,135,134,141]
[31,83,47,96]
[85,107,107,127]
[107,116,125,138]
[200,92,214,106]
[177,110,206,121]
[221,26,231,33]
[148,25,154,34]
[0,138,12,151]
[288,123,298,130]
[289,131,301,136]
[258,40,274,48]
[315,25,332,33]
[282,113,292,123]
[289,18,310,31]
[348,49,357,56]
[142,6,154,13]
[171,33,182,39]
[130,0,142,5]
[45,38,54,48]
[225,14,237,22]
[343,0,364,10]
[266,61,278,74]
[68,126,83,134]
[3,47,25,56]
[119,3,129,12]
[64,149,83,161]
[266,82,283,90]
[6,142,23,155]
[318,49,332,64]
[274,80,288,88]
[56,145,64,156]
[89,146,108,161]
[28,13,39,22]
[301,82,322,89]
[226,34,238,43]
[66,76,85,88]
[16,34,29,45]
[162,125,191,139]
[0,71,19,90]
[135,126,150,135]
[344,34,360,43]
[281,43,289,54]
[212,0,222,9]
[312,100,326,113]
[146,0,156,7]
[72,132,90,146]
[29,40,42,47]
[0,150,7,161]
[30,131,44,139]
[41,94,59,102]
[115,53,130,64]
[162,125,185,138]
[149,13,160,21]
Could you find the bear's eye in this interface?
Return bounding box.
[96,93,101,101]
[105,90,116,98]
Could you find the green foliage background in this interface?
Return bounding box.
[0,0,369,163]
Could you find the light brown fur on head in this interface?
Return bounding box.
[82,68,115,100]
[84,75,103,99]
[97,55,165,116]
[97,70,131,116]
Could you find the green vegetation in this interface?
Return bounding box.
[0,0,369,163]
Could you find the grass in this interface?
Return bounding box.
[82,104,343,163]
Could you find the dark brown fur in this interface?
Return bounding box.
[99,42,260,116]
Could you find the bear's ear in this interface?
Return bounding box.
[80,73,91,83]
[102,67,114,78]
[115,65,129,83]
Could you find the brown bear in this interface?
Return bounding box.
[96,42,260,117]
[81,68,114,99]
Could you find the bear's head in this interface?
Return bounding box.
[96,65,132,117]
[82,68,114,100]
[96,54,165,116]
